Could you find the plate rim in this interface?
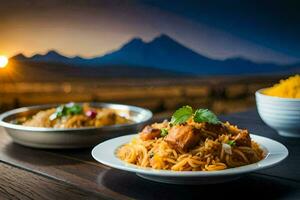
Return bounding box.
[0,102,153,132]
[91,133,289,177]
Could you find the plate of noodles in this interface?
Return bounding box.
[0,102,152,148]
[92,106,288,184]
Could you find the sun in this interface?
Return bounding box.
[0,55,8,68]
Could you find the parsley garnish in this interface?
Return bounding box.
[49,103,83,120]
[170,106,221,125]
[193,109,220,124]
[170,105,193,125]
[161,128,168,137]
[227,140,236,146]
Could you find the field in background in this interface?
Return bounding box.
[0,75,285,118]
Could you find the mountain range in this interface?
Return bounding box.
[11,34,300,76]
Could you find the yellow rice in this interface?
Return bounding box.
[263,74,300,98]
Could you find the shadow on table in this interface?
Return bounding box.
[100,169,300,200]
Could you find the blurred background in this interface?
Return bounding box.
[0,0,299,117]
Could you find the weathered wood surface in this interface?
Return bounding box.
[0,109,299,199]
[0,163,106,200]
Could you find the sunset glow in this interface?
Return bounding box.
[0,56,8,68]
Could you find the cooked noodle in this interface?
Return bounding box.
[117,122,264,171]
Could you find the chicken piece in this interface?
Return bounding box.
[95,111,117,126]
[151,120,169,129]
[140,125,161,141]
[225,122,251,147]
[234,130,251,147]
[164,125,200,151]
[202,122,228,135]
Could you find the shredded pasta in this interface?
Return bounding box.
[117,121,264,171]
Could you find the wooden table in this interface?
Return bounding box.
[0,109,299,200]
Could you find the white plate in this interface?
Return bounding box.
[92,134,288,184]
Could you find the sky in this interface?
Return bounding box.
[1,0,300,64]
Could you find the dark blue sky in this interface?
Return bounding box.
[146,0,300,57]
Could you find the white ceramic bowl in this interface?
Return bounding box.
[256,89,300,137]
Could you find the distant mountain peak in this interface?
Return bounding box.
[72,55,84,59]
[28,50,69,63]
[130,37,144,43]
[119,34,187,53]
[42,50,68,59]
[151,33,175,42]
[149,33,193,52]
[45,50,61,56]
[121,37,145,50]
[123,34,175,48]
[11,53,27,60]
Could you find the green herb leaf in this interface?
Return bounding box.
[227,140,236,146]
[67,104,82,115]
[160,128,168,137]
[49,105,65,120]
[56,105,66,117]
[193,109,220,124]
[49,103,83,120]
[170,105,193,125]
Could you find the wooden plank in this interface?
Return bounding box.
[0,162,106,200]
[0,132,130,200]
[1,161,299,200]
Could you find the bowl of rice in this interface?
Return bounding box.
[255,74,300,137]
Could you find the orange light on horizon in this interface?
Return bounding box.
[0,55,8,68]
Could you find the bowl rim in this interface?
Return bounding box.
[0,102,153,132]
[255,88,300,102]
